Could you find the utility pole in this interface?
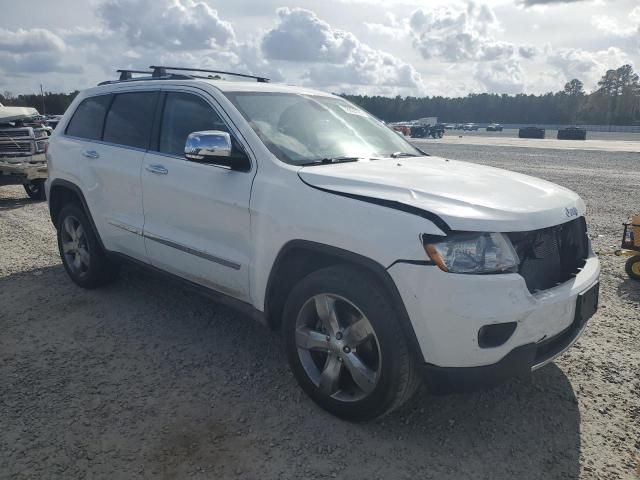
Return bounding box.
[40,84,46,116]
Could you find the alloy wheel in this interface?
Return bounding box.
[295,294,381,402]
[60,215,90,276]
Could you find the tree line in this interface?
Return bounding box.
[0,90,80,116]
[1,64,638,124]
[342,64,640,125]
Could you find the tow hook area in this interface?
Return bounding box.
[0,159,48,185]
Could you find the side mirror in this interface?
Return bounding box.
[184,130,250,171]
[185,130,232,161]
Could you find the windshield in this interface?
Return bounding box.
[224,92,422,165]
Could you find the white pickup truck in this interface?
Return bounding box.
[0,103,49,199]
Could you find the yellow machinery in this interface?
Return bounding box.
[617,215,640,280]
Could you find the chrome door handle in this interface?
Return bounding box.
[82,150,99,159]
[145,164,168,175]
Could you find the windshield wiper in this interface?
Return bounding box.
[299,156,361,166]
[389,152,419,158]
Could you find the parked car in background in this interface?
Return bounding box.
[463,123,479,131]
[410,123,445,139]
[46,115,63,130]
[557,127,587,140]
[46,66,600,421]
[0,103,48,199]
[519,127,546,139]
[391,124,411,136]
[486,123,504,132]
[444,124,456,130]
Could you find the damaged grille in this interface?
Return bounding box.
[0,142,33,154]
[508,217,589,293]
[0,129,30,138]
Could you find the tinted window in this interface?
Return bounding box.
[103,92,157,149]
[65,95,111,140]
[159,92,228,156]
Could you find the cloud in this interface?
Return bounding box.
[0,52,83,75]
[262,8,357,63]
[0,28,65,54]
[87,0,282,82]
[262,7,423,90]
[547,46,631,87]
[518,46,537,59]
[0,27,83,76]
[97,0,235,51]
[520,0,588,6]
[407,3,521,62]
[591,8,640,38]
[474,59,524,94]
[364,13,405,39]
[304,45,421,88]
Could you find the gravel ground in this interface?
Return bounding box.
[1,144,639,480]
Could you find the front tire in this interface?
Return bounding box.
[625,255,640,281]
[283,265,420,421]
[57,203,119,288]
[24,180,46,200]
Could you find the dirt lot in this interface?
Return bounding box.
[1,144,639,480]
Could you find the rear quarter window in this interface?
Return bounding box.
[65,94,112,140]
[103,91,157,149]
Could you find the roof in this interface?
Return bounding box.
[201,79,334,96]
[84,77,335,99]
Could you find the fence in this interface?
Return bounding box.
[499,124,640,133]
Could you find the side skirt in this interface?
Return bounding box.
[109,251,267,327]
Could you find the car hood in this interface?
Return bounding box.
[297,157,585,233]
[0,106,38,122]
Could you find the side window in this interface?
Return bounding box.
[103,92,157,149]
[65,95,111,140]
[158,92,229,156]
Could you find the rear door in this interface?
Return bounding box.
[64,90,157,260]
[141,88,255,301]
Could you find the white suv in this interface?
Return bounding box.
[46,67,600,421]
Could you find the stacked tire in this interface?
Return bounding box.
[557,127,587,140]
[518,127,545,139]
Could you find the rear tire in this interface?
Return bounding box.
[57,203,119,289]
[282,265,420,421]
[24,180,46,200]
[625,255,640,281]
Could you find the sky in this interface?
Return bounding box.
[0,0,639,97]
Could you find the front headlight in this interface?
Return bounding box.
[423,232,520,274]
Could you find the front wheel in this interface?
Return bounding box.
[283,265,420,421]
[626,255,640,281]
[24,180,46,200]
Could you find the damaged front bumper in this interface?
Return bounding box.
[0,154,48,186]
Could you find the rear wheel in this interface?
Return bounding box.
[625,255,640,281]
[283,265,420,421]
[57,204,119,288]
[24,180,46,200]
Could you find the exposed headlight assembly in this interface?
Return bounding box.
[423,232,520,274]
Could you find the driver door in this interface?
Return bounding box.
[141,89,255,301]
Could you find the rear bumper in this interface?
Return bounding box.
[422,301,594,393]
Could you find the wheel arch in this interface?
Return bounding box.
[264,239,425,363]
[48,179,106,251]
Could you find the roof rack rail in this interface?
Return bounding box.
[98,69,194,86]
[117,69,153,80]
[149,65,270,83]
